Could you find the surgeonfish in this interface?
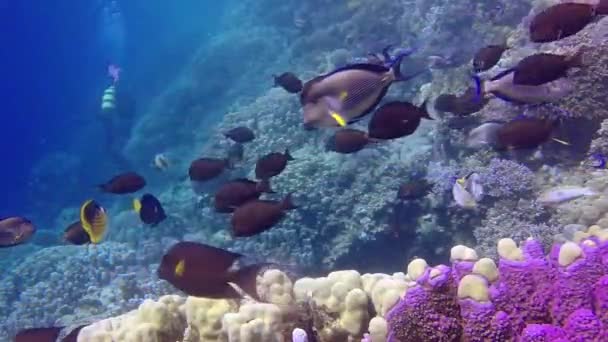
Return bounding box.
[214,179,273,213]
[368,101,433,140]
[537,186,597,205]
[157,241,268,300]
[14,327,62,342]
[300,50,421,129]
[224,127,255,143]
[274,72,303,93]
[231,194,297,237]
[0,217,35,248]
[80,200,107,244]
[326,129,372,154]
[529,2,608,43]
[63,221,91,245]
[473,44,508,72]
[255,150,293,180]
[99,172,146,194]
[467,118,566,150]
[472,70,574,104]
[189,158,231,182]
[434,88,488,116]
[452,172,483,209]
[512,50,586,86]
[133,194,166,226]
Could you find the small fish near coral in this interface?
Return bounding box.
[368,101,433,140]
[326,128,373,154]
[255,149,293,180]
[133,193,166,225]
[79,199,108,244]
[158,241,268,300]
[188,157,232,182]
[452,172,483,209]
[529,1,608,43]
[98,171,146,194]
[214,178,273,213]
[274,72,303,93]
[537,186,597,205]
[472,43,508,73]
[0,216,35,248]
[512,50,586,86]
[151,153,170,171]
[63,221,91,245]
[230,194,297,237]
[14,325,83,342]
[224,126,255,144]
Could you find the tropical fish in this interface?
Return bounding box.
[326,129,372,154]
[99,172,146,194]
[397,180,433,200]
[14,327,62,342]
[224,127,255,143]
[473,44,508,72]
[473,70,574,104]
[101,85,117,112]
[434,89,488,116]
[255,150,293,179]
[63,221,91,245]
[152,153,170,171]
[189,158,231,182]
[80,200,107,244]
[157,241,267,299]
[512,50,585,86]
[274,72,303,93]
[467,118,566,150]
[214,179,273,213]
[368,101,432,140]
[133,194,166,225]
[452,172,483,209]
[466,122,504,148]
[537,186,596,205]
[300,50,420,129]
[0,217,35,248]
[529,2,607,43]
[231,194,297,237]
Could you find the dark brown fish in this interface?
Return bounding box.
[513,51,585,86]
[15,327,62,342]
[326,129,371,154]
[529,3,601,43]
[397,180,433,200]
[274,72,303,93]
[63,221,90,245]
[496,118,554,150]
[231,194,296,237]
[368,101,432,140]
[473,44,508,72]
[99,172,146,194]
[224,127,255,143]
[0,217,35,248]
[214,179,273,213]
[189,158,231,182]
[434,94,458,112]
[134,194,166,225]
[255,150,293,179]
[157,241,266,300]
[434,89,488,116]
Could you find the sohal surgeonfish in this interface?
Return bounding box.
[255,150,293,180]
[133,194,166,226]
[326,129,373,154]
[99,172,146,194]
[214,179,273,213]
[473,44,508,72]
[231,194,297,237]
[368,101,433,140]
[189,158,231,182]
[512,50,585,86]
[63,221,91,245]
[0,217,35,248]
[80,200,108,244]
[224,127,255,144]
[529,2,608,43]
[300,50,421,129]
[274,72,303,93]
[158,241,268,300]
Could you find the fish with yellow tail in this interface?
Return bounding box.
[452,172,484,209]
[133,193,166,226]
[79,200,108,244]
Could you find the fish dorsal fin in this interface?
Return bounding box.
[326,63,389,76]
[490,68,515,81]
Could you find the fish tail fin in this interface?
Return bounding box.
[231,263,272,301]
[381,44,393,61]
[284,149,294,161]
[281,193,298,210]
[471,75,484,103]
[420,100,433,120]
[257,179,274,194]
[133,198,142,213]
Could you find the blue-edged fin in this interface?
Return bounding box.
[471,75,483,103]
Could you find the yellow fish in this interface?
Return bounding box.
[80,200,108,244]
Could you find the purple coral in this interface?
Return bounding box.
[387,237,608,340]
